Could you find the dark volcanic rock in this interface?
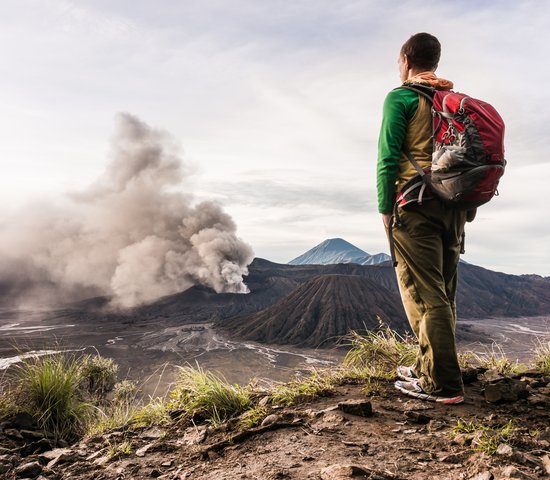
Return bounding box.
[218,274,409,348]
[483,379,529,403]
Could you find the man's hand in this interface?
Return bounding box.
[382,213,392,229]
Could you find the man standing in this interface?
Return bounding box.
[377,33,466,404]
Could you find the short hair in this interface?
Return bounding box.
[400,33,441,71]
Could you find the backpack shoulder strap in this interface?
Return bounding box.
[399,84,436,104]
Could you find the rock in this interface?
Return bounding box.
[15,461,42,478]
[135,443,154,457]
[337,400,373,418]
[142,427,164,440]
[19,438,54,457]
[39,448,76,468]
[12,412,36,430]
[39,447,73,460]
[470,470,495,480]
[161,460,173,468]
[261,414,281,427]
[481,368,506,382]
[469,472,493,480]
[86,450,105,461]
[542,455,550,475]
[320,464,373,479]
[4,428,23,440]
[438,451,472,464]
[496,443,514,456]
[483,379,529,403]
[258,396,270,407]
[0,462,11,475]
[500,465,529,479]
[461,367,480,384]
[452,433,473,447]
[405,410,431,424]
[183,425,208,445]
[150,468,162,478]
[20,430,45,440]
[93,455,110,466]
[527,394,550,408]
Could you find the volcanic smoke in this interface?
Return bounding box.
[0,113,254,308]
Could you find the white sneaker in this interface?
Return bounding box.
[394,379,464,405]
[396,365,418,381]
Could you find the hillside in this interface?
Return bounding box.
[218,274,409,347]
[4,367,549,480]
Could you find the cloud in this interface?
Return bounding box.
[0,113,254,308]
[0,0,548,275]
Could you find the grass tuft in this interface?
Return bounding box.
[237,405,269,429]
[15,353,93,441]
[471,344,526,376]
[168,364,251,425]
[107,439,133,459]
[361,378,382,396]
[79,354,118,398]
[342,326,417,379]
[533,339,550,375]
[130,397,170,428]
[451,419,515,455]
[269,370,335,407]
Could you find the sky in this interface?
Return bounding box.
[0,0,549,277]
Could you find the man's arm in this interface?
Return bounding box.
[376,88,418,221]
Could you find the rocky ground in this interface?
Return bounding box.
[1,370,550,480]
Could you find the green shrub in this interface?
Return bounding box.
[168,364,251,425]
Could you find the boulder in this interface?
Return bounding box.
[483,379,529,403]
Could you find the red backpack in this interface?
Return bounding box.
[400,85,506,210]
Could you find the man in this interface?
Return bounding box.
[376,33,466,404]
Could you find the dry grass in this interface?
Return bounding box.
[269,369,336,407]
[168,363,251,425]
[533,339,550,375]
[342,326,417,379]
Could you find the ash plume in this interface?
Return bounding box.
[0,113,254,308]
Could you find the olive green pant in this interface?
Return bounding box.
[390,199,467,395]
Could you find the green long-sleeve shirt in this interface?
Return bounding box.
[376,88,420,214]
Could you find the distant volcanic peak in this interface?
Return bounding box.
[359,252,392,265]
[289,238,369,265]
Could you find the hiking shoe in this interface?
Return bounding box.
[394,379,464,405]
[396,365,418,381]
